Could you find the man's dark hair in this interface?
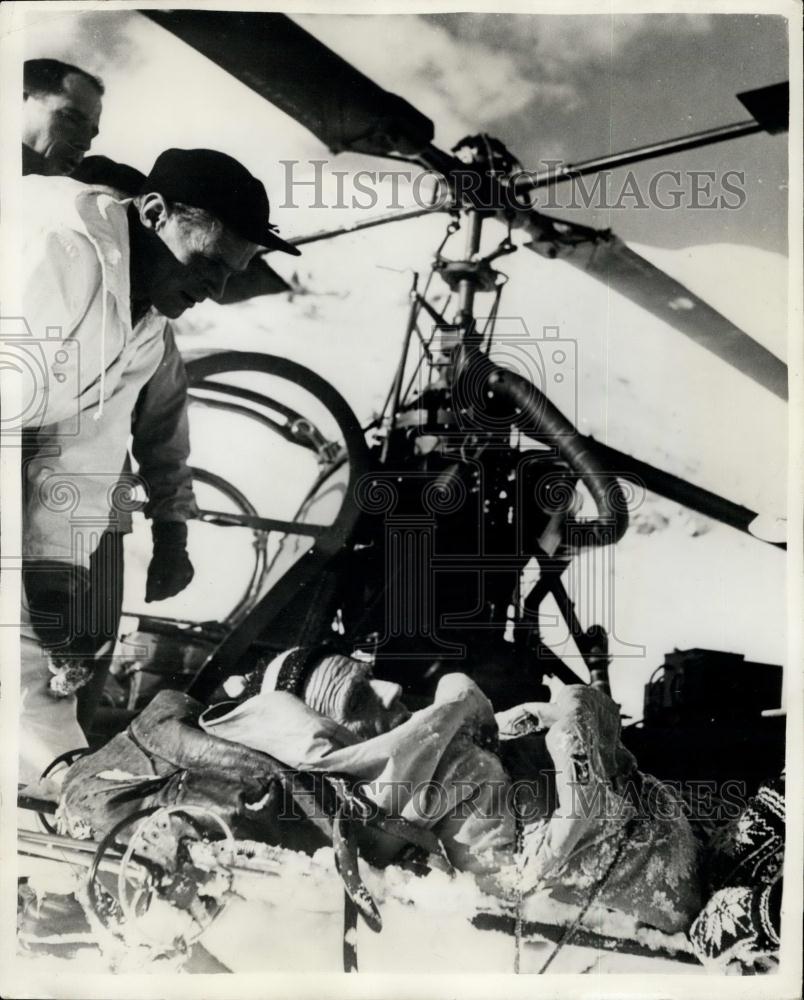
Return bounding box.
[23,58,104,98]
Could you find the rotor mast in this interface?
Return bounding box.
[454,211,484,334]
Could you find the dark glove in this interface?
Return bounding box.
[145,521,194,603]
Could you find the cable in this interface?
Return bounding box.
[366,216,461,434]
[535,817,638,973]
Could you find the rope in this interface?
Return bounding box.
[513,808,524,972]
[535,816,639,973]
[512,793,550,974]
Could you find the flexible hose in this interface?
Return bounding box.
[454,348,629,547]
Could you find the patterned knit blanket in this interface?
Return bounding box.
[689,775,784,973]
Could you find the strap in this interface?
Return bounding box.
[325,774,455,872]
[107,770,184,806]
[342,894,359,973]
[358,812,455,873]
[34,747,93,834]
[333,806,382,933]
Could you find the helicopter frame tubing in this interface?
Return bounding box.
[182,352,370,701]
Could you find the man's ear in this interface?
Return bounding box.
[137,191,169,232]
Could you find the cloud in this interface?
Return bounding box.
[444,13,713,70]
[22,8,143,79]
[294,14,543,145]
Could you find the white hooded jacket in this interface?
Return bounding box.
[20,174,198,568]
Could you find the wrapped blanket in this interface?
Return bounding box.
[201,677,702,932]
[58,689,329,855]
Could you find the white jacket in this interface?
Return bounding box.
[20,175,197,568]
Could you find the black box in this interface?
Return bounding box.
[643,648,783,727]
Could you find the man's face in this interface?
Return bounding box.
[343,677,411,740]
[23,73,102,176]
[139,199,259,319]
[321,663,411,740]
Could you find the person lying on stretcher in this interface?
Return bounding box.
[199,646,702,934]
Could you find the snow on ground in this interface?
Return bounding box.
[16,841,699,975]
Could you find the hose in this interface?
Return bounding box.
[454,347,629,547]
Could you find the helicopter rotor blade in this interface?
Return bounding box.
[142,10,787,397]
[290,203,448,248]
[409,144,790,400]
[736,81,789,134]
[510,81,788,195]
[142,9,433,157]
[516,215,788,400]
[414,145,790,400]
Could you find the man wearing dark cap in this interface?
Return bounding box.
[19,149,300,782]
[23,63,207,725]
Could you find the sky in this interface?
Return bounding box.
[15,5,792,709]
[20,8,789,251]
[299,11,789,251]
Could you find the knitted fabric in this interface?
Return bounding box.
[301,654,368,721]
[689,775,784,972]
[244,641,354,702]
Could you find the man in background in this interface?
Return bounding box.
[22,58,102,176]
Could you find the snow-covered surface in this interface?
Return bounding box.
[17,839,700,975]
